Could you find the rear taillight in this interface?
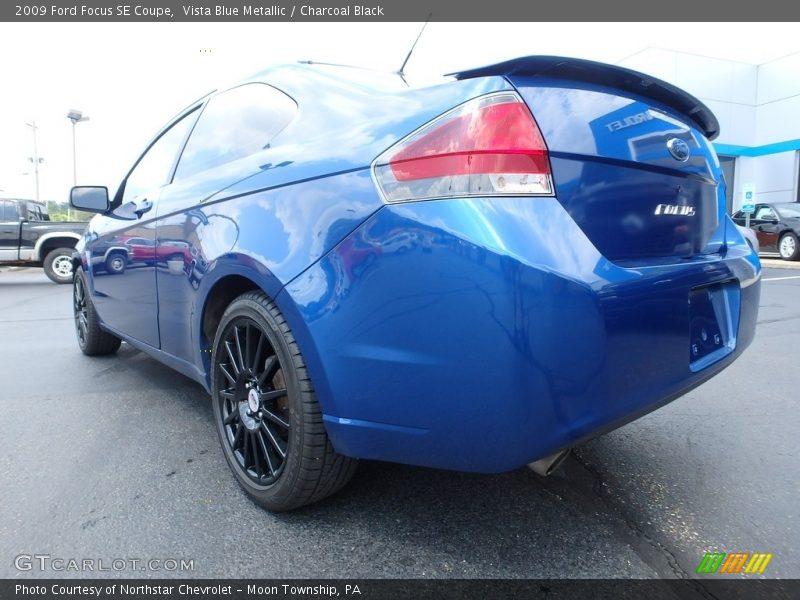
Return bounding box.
[373,92,553,203]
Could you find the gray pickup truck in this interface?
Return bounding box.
[0,198,87,283]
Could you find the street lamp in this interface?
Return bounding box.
[25,121,44,202]
[67,110,89,220]
[67,109,89,186]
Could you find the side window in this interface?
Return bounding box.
[121,110,198,205]
[173,83,296,181]
[3,201,20,221]
[754,206,776,221]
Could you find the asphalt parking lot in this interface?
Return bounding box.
[1,265,798,580]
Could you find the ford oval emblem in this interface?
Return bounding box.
[667,138,690,162]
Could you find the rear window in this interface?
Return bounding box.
[26,202,48,221]
[174,83,296,181]
[777,205,800,219]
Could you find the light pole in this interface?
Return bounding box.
[25,121,43,202]
[67,109,89,220]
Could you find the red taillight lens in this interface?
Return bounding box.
[373,93,553,203]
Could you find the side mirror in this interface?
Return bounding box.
[70,186,110,213]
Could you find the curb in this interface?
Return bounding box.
[759,257,800,270]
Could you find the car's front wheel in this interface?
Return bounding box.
[778,232,800,261]
[211,291,357,511]
[73,270,122,355]
[44,247,75,284]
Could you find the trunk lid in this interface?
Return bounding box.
[452,57,724,262]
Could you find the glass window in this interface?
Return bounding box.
[3,200,20,221]
[26,203,45,221]
[121,110,198,205]
[754,206,776,221]
[719,156,736,215]
[777,204,800,219]
[174,83,296,181]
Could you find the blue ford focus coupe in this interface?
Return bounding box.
[70,56,760,511]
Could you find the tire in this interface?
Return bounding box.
[778,232,800,261]
[43,247,75,284]
[73,270,122,356]
[105,252,127,274]
[211,291,357,511]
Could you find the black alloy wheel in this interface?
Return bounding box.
[211,292,357,511]
[74,274,89,347]
[217,316,291,486]
[72,270,122,356]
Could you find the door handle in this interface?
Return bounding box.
[134,199,153,218]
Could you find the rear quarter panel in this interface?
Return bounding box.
[151,69,515,379]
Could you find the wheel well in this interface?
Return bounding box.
[104,248,128,261]
[201,275,260,348]
[40,237,77,258]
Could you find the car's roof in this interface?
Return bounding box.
[252,61,443,91]
[171,63,420,125]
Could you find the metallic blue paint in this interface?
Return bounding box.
[88,204,160,346]
[75,58,760,474]
[512,78,728,260]
[281,197,759,472]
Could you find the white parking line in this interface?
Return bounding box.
[762,275,800,281]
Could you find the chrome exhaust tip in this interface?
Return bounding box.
[527,448,571,477]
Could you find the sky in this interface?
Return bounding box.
[1,22,799,203]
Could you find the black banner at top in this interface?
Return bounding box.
[3,0,800,22]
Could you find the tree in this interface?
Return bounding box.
[45,200,93,222]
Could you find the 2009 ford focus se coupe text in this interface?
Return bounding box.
[70,56,760,511]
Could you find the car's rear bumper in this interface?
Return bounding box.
[281,197,760,472]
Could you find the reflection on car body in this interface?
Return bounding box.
[733,202,800,260]
[69,57,760,511]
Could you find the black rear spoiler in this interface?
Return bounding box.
[449,56,720,140]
